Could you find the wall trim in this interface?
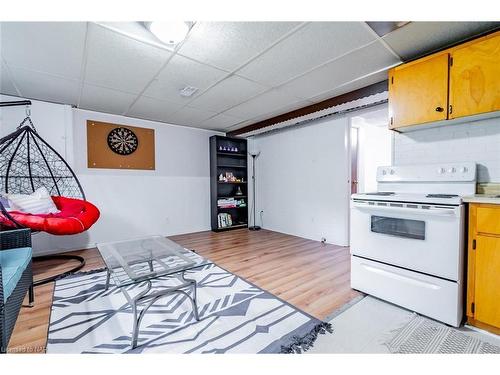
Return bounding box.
[227,80,388,137]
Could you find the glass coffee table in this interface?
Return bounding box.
[96,235,211,348]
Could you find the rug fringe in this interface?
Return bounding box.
[280,322,333,354]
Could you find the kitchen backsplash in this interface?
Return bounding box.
[393,116,500,183]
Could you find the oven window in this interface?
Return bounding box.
[371,215,425,240]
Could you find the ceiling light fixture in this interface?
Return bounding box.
[147,21,190,45]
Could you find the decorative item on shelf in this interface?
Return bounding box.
[225,172,237,182]
[235,147,239,153]
[235,186,243,196]
[217,212,233,228]
[219,173,224,182]
[219,146,223,151]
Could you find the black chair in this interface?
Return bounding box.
[0,228,34,353]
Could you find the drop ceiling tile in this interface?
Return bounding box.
[200,113,243,130]
[84,23,171,94]
[223,88,306,119]
[237,22,376,86]
[127,95,184,123]
[280,41,399,100]
[166,106,218,126]
[383,22,500,61]
[187,75,267,113]
[260,99,315,119]
[143,55,228,103]
[9,67,80,104]
[79,84,137,115]
[309,70,389,103]
[0,22,87,80]
[97,22,171,50]
[366,22,410,37]
[178,22,301,71]
[0,63,18,96]
[226,119,255,131]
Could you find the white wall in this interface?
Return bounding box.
[250,116,350,246]
[393,116,500,183]
[0,94,222,254]
[353,120,392,193]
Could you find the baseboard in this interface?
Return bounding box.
[31,227,212,257]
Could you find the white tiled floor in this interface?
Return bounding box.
[308,296,500,353]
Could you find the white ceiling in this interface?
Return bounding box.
[0,21,497,132]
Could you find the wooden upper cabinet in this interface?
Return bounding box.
[449,33,500,119]
[389,53,449,129]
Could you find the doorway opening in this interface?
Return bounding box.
[350,106,392,194]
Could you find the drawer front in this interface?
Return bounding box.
[476,207,500,235]
[351,256,463,327]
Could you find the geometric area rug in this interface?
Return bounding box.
[308,296,500,354]
[386,315,500,354]
[46,252,331,354]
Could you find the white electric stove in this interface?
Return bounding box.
[350,162,477,327]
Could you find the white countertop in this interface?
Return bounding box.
[463,194,500,204]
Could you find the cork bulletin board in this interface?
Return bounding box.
[87,120,155,170]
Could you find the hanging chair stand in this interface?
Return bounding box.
[31,254,85,286]
[0,100,97,286]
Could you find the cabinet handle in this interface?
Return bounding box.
[435,106,444,112]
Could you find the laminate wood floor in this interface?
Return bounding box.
[8,229,360,353]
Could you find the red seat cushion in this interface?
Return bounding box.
[0,196,100,235]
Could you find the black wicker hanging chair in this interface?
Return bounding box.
[0,102,100,285]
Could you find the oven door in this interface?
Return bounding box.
[350,199,464,281]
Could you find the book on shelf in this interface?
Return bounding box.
[217,213,233,228]
[217,197,247,208]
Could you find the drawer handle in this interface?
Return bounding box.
[435,106,444,112]
[362,263,440,290]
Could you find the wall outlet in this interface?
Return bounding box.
[321,237,327,244]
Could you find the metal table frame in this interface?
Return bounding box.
[104,267,200,349]
[98,236,209,349]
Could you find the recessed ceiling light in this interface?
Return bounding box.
[179,86,199,97]
[146,21,190,45]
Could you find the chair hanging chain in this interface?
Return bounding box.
[17,114,37,132]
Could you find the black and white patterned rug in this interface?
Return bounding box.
[386,315,500,354]
[47,252,331,354]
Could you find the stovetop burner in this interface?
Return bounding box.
[426,194,460,198]
[365,192,395,196]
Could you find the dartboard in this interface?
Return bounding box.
[107,127,139,155]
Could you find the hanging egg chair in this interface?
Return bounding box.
[0,101,100,285]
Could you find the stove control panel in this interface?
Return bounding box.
[377,162,476,182]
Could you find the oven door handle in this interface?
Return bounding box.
[352,202,459,217]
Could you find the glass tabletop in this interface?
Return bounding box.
[96,235,211,287]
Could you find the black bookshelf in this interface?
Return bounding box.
[210,135,248,232]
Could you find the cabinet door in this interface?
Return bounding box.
[450,32,500,119]
[389,53,449,129]
[475,235,500,328]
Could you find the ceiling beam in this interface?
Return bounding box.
[227,79,388,137]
